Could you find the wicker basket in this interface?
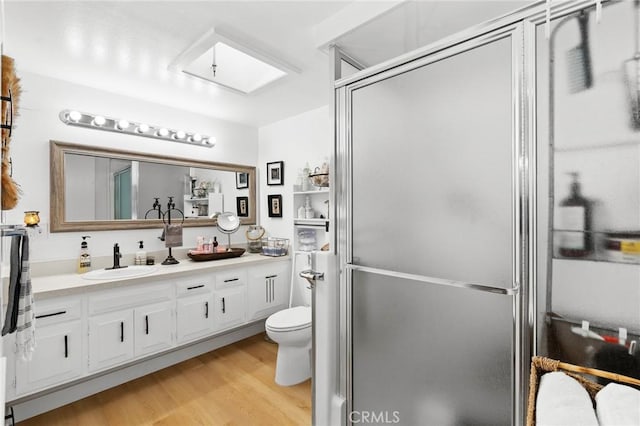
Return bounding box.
[527,356,640,426]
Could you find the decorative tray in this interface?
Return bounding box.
[187,248,246,262]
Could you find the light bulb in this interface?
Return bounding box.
[116,119,130,130]
[136,123,150,133]
[157,128,169,137]
[92,115,106,126]
[190,133,202,143]
[68,110,82,122]
[174,130,186,139]
[207,137,216,146]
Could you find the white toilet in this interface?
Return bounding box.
[266,256,312,386]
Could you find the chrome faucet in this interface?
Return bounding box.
[106,243,127,270]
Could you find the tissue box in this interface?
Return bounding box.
[261,237,289,257]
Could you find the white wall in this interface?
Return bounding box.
[257,105,331,244]
[5,71,258,263]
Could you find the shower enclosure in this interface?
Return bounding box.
[335,23,531,426]
[332,1,637,424]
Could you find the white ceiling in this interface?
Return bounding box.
[3,1,529,128]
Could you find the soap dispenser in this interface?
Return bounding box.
[77,236,92,274]
[559,172,592,257]
[135,241,147,265]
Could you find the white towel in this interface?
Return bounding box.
[596,383,640,426]
[536,372,599,426]
[15,234,35,361]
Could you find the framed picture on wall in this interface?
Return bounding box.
[268,194,283,218]
[236,172,249,189]
[236,196,249,217]
[266,161,284,186]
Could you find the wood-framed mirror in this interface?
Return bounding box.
[50,141,256,232]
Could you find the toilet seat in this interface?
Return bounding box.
[266,306,311,332]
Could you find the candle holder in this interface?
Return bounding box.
[24,211,40,227]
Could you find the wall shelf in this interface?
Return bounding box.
[293,189,329,195]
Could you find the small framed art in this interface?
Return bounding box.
[268,194,283,217]
[266,161,284,186]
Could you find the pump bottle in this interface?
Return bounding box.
[77,236,92,274]
[559,172,592,257]
[135,241,147,265]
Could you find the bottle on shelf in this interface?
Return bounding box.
[558,172,593,258]
[302,162,311,191]
[304,195,314,219]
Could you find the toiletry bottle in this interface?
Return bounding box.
[298,204,306,219]
[136,241,147,265]
[77,236,92,274]
[304,195,314,219]
[302,162,311,191]
[559,172,592,257]
[213,236,219,252]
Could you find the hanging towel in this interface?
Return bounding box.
[165,224,183,248]
[15,234,35,361]
[2,235,22,336]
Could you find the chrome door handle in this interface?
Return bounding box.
[300,269,324,289]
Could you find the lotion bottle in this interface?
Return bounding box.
[559,172,592,257]
[77,236,92,274]
[135,241,147,265]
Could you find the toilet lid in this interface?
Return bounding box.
[266,306,311,331]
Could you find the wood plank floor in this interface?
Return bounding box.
[18,334,311,426]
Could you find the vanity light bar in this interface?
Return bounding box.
[58,110,215,148]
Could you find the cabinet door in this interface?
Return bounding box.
[247,263,290,320]
[88,310,134,372]
[176,293,214,344]
[134,301,173,357]
[214,289,245,330]
[16,320,83,395]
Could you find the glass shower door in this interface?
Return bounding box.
[342,29,525,425]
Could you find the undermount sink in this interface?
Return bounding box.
[81,265,159,280]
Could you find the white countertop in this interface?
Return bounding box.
[29,253,290,299]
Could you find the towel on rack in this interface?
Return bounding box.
[15,235,35,360]
[2,235,22,336]
[164,224,183,248]
[596,383,640,426]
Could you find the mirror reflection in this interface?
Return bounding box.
[51,141,256,231]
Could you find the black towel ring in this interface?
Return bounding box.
[162,208,184,225]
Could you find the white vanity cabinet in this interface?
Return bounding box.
[247,262,290,320]
[15,298,83,395]
[176,277,214,344]
[88,309,134,372]
[213,269,247,331]
[7,256,291,411]
[87,281,173,372]
[134,301,173,357]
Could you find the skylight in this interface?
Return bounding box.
[170,28,298,95]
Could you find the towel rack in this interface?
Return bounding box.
[0,224,26,237]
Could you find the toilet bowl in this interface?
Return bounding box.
[266,305,312,386]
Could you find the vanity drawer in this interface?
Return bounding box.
[34,297,82,326]
[88,282,172,315]
[176,275,214,296]
[215,269,247,290]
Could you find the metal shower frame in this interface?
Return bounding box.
[331,1,607,425]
